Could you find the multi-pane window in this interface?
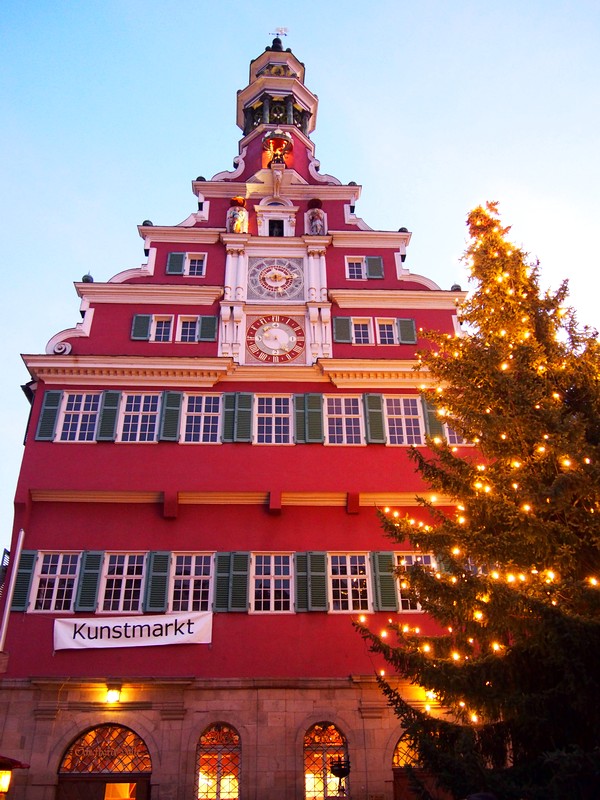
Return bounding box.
[396,553,436,610]
[304,723,349,799]
[183,395,221,443]
[346,259,365,280]
[325,397,363,444]
[153,317,172,342]
[385,397,424,445]
[329,554,369,611]
[33,553,79,611]
[188,255,206,276]
[120,394,160,442]
[377,320,396,345]
[59,393,101,441]
[446,425,468,445]
[255,396,292,444]
[196,724,240,800]
[352,319,372,344]
[101,554,145,612]
[179,318,198,342]
[171,554,212,612]
[252,554,292,612]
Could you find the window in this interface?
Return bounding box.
[178,317,199,342]
[153,317,173,342]
[166,252,207,277]
[183,395,221,443]
[196,724,240,800]
[251,554,292,612]
[325,397,363,444]
[329,554,370,611]
[101,554,145,612]
[58,393,101,441]
[255,396,292,444]
[396,553,436,611]
[352,318,372,344]
[377,319,396,344]
[344,255,384,280]
[268,219,284,237]
[120,394,160,442]
[304,723,349,799]
[32,553,80,611]
[130,314,173,342]
[446,425,468,445]
[385,397,424,445]
[171,554,212,612]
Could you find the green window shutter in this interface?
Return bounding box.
[74,551,104,612]
[366,256,384,279]
[422,397,445,439]
[234,393,253,442]
[371,552,398,612]
[159,391,182,441]
[197,316,218,342]
[96,391,121,441]
[10,550,38,611]
[221,394,236,443]
[143,551,171,612]
[294,394,324,443]
[333,317,353,343]
[308,552,329,611]
[166,252,185,275]
[214,552,231,612]
[35,391,63,441]
[397,318,417,344]
[364,394,386,444]
[295,553,309,612]
[229,552,250,611]
[131,314,152,340]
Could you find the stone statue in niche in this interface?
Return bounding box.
[307,199,326,235]
[226,197,248,234]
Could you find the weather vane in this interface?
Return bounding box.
[269,27,288,38]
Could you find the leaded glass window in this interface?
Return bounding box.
[304,722,349,799]
[60,724,151,774]
[196,723,240,800]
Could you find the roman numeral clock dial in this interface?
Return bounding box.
[246,316,306,363]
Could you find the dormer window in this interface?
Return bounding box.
[255,198,298,237]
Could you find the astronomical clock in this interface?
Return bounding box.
[247,257,305,302]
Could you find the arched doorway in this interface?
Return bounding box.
[304,722,350,799]
[196,723,241,799]
[57,724,151,799]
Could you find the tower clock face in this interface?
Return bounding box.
[247,257,304,301]
[246,315,306,363]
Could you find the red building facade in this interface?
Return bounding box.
[0,39,465,800]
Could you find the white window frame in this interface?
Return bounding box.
[57,392,101,442]
[396,553,437,611]
[376,318,397,345]
[384,396,425,446]
[254,395,293,445]
[118,393,161,442]
[328,553,371,613]
[31,552,80,612]
[151,315,174,342]
[250,553,294,613]
[351,318,373,345]
[345,257,367,280]
[169,553,213,612]
[185,252,207,277]
[182,394,222,443]
[100,553,145,613]
[177,316,200,343]
[324,396,365,445]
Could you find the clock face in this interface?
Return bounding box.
[246,315,306,364]
[247,257,304,301]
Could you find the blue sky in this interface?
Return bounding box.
[1,1,599,550]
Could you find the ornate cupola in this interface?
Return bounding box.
[237,37,318,138]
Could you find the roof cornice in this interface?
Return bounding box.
[329,288,467,309]
[330,230,412,248]
[74,283,224,306]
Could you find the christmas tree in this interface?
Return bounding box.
[358,202,600,799]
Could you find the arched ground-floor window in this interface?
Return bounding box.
[196,723,241,800]
[304,722,350,798]
[57,723,151,800]
[392,734,452,800]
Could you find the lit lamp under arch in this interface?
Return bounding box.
[0,755,29,798]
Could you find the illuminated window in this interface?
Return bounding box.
[393,734,421,767]
[59,724,151,774]
[33,553,80,611]
[329,554,370,612]
[251,554,292,612]
[196,723,240,800]
[304,722,349,799]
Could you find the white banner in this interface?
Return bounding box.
[54,611,212,650]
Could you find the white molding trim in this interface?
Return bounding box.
[110,248,157,284]
[210,146,248,182]
[74,284,224,305]
[331,230,412,248]
[328,288,467,309]
[307,151,342,185]
[343,204,372,231]
[137,227,222,244]
[45,308,95,355]
[318,359,425,388]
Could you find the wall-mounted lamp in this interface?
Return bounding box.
[0,755,29,798]
[0,771,11,795]
[105,684,122,704]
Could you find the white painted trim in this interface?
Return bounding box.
[74,284,223,305]
[307,151,342,185]
[210,146,248,181]
[328,289,467,309]
[110,247,157,283]
[0,528,25,651]
[45,307,95,355]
